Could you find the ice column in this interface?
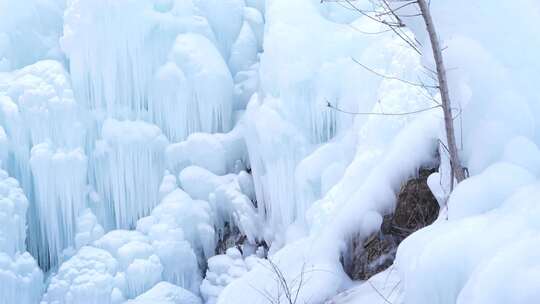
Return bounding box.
[92,119,168,230]
[30,143,88,270]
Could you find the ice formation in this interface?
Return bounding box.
[0,169,43,304]
[166,126,248,176]
[127,282,201,304]
[0,60,87,270]
[43,230,164,303]
[1,0,539,302]
[30,143,88,269]
[136,188,214,293]
[92,119,168,230]
[200,248,262,304]
[0,0,65,71]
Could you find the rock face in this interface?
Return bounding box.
[344,168,439,280]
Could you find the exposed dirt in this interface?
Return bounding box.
[344,168,439,280]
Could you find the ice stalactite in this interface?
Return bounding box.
[61,0,232,128]
[242,96,309,240]
[160,33,234,139]
[30,142,88,270]
[0,60,85,189]
[0,95,32,194]
[92,119,168,230]
[0,60,87,269]
[0,169,43,304]
[149,32,236,142]
[61,0,157,119]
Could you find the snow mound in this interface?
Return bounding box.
[30,142,88,270]
[127,282,201,304]
[44,230,165,303]
[397,180,540,304]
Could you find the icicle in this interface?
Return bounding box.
[92,119,168,230]
[150,33,234,143]
[0,60,88,263]
[30,142,88,270]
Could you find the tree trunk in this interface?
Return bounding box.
[417,0,466,183]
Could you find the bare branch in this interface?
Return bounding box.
[327,100,441,116]
[351,58,438,88]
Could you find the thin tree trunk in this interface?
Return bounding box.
[417,0,466,183]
